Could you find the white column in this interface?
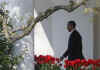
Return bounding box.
[93,7,100,59]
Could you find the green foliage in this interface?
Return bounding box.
[0,6,22,70]
[36,64,61,70]
[0,22,13,70]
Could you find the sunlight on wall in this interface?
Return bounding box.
[34,9,54,56]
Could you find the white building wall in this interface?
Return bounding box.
[34,0,94,59]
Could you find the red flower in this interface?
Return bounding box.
[75,59,81,63]
[95,59,100,67]
[50,56,56,64]
[88,59,97,70]
[45,55,52,63]
[88,59,96,64]
[56,58,60,63]
[37,55,46,64]
[34,55,57,64]
[81,59,89,67]
[64,65,68,68]
[69,61,76,67]
[64,60,69,64]
[34,55,100,70]
[96,59,100,63]
[81,59,87,64]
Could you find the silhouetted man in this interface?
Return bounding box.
[60,21,84,61]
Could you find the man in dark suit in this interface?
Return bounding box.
[60,20,84,61]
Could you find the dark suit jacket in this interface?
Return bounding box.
[62,30,84,60]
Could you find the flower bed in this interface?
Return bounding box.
[34,55,100,70]
[34,55,61,70]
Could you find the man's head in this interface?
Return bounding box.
[67,20,76,32]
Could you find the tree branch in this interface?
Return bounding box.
[9,0,87,43]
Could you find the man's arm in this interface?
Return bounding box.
[60,35,75,61]
[60,50,68,61]
[60,47,72,61]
